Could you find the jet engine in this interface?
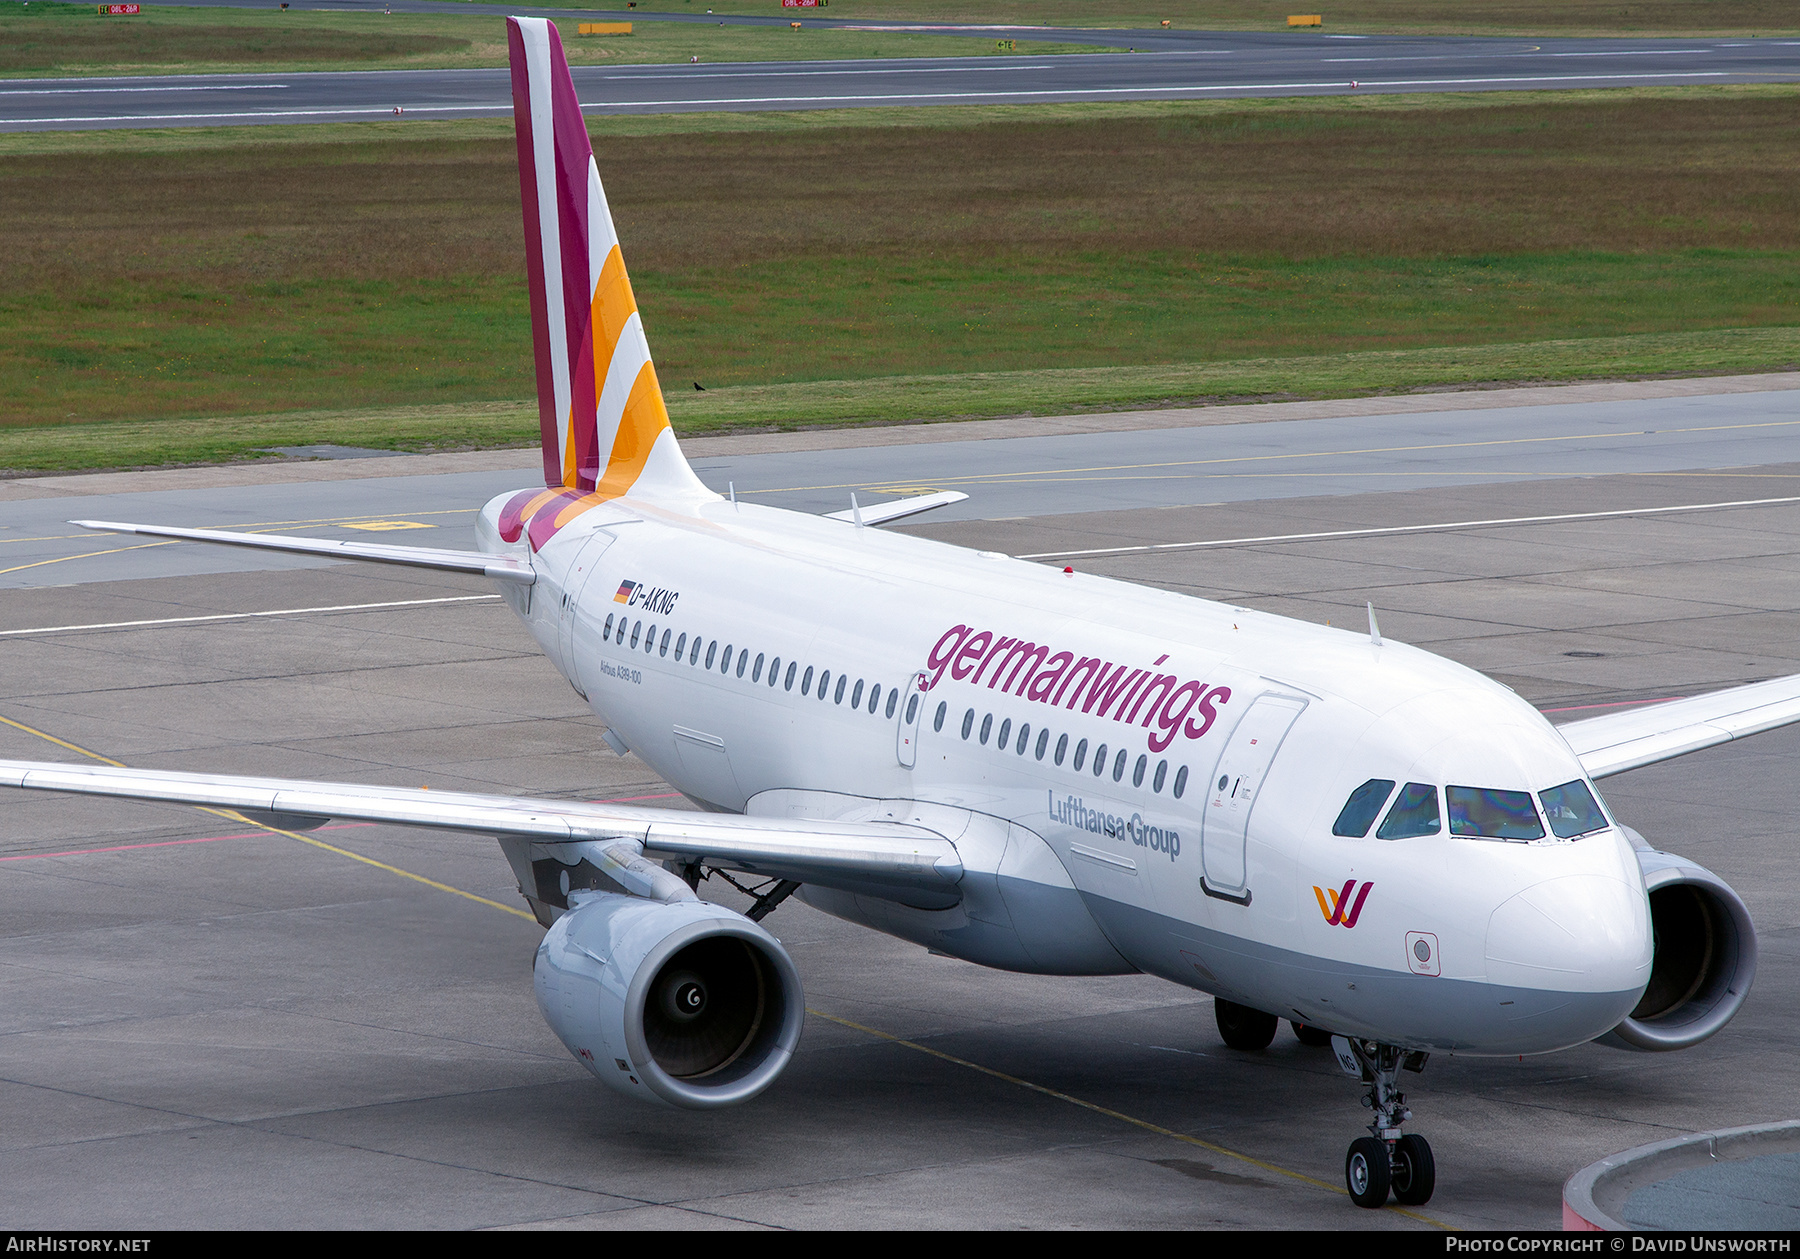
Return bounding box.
[534,891,805,1107]
[1599,845,1757,1051]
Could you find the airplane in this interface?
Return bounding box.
[0,15,1783,1212]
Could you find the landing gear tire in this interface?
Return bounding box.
[1215,999,1279,1050]
[1292,1020,1332,1047]
[1345,1136,1391,1208]
[1391,1133,1436,1206]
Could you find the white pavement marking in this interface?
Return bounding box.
[1016,495,1800,561]
[0,594,501,638]
[6,69,1740,126]
[0,84,288,96]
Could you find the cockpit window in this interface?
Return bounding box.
[1446,786,1546,840]
[1333,779,1396,838]
[1539,780,1609,839]
[1376,782,1440,839]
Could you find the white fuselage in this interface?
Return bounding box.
[478,488,1653,1057]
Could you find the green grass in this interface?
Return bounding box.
[0,2,1101,77]
[3,325,1794,472]
[3,87,1797,470]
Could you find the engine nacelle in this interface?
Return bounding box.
[1599,846,1757,1052]
[534,892,805,1107]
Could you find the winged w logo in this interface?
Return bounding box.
[1313,879,1373,928]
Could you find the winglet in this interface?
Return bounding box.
[504,16,709,545]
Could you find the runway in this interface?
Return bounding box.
[2,380,1799,1227]
[4,17,1797,130]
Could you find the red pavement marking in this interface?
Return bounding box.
[0,822,375,863]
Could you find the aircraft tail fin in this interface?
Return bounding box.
[506,16,709,537]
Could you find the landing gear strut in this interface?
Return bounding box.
[1332,1036,1435,1208]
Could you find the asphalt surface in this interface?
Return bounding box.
[5,381,1799,587]
[3,14,1796,130]
[2,383,1799,1227]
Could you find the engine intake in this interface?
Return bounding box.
[1600,848,1756,1052]
[535,892,805,1107]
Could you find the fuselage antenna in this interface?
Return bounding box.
[729,481,738,510]
[851,493,864,529]
[1368,601,1383,647]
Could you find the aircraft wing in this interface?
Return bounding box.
[0,760,961,897]
[823,492,969,526]
[71,520,535,586]
[1556,673,1800,779]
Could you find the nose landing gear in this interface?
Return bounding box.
[1332,1036,1435,1208]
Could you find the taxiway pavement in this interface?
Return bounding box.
[2,381,1798,1228]
[3,17,1796,130]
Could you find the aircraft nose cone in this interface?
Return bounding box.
[1485,874,1651,997]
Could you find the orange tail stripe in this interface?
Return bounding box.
[592,243,638,368]
[1313,885,1334,921]
[595,360,671,500]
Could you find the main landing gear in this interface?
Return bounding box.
[1333,1037,1435,1208]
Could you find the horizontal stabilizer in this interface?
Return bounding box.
[1557,672,1800,778]
[0,760,963,897]
[72,520,535,586]
[824,491,970,526]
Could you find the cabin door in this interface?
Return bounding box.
[558,531,616,699]
[1199,694,1307,902]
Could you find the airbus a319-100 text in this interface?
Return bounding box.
[3,17,1783,1211]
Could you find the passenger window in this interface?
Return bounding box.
[1539,780,1609,839]
[889,690,902,720]
[834,674,847,704]
[1132,755,1146,788]
[768,656,780,686]
[867,683,880,714]
[818,669,831,700]
[1073,738,1087,771]
[604,613,615,639]
[630,621,642,649]
[1055,734,1068,766]
[705,641,717,669]
[785,661,796,690]
[931,699,944,730]
[1153,760,1167,792]
[1447,786,1545,841]
[1377,783,1441,840]
[904,693,919,723]
[1017,723,1031,755]
[961,709,974,739]
[801,665,813,695]
[851,679,864,709]
[674,631,686,660]
[1035,728,1049,760]
[1333,779,1396,838]
[721,645,734,674]
[753,653,765,682]
[1092,743,1108,777]
[689,637,701,664]
[1173,766,1188,798]
[736,651,749,679]
[1112,749,1127,782]
[646,624,657,653]
[660,629,671,657]
[979,713,993,745]
[996,717,1011,749]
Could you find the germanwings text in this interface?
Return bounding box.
[927,623,1231,753]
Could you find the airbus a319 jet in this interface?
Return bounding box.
[3,17,1787,1211]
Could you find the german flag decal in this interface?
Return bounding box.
[614,580,636,604]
